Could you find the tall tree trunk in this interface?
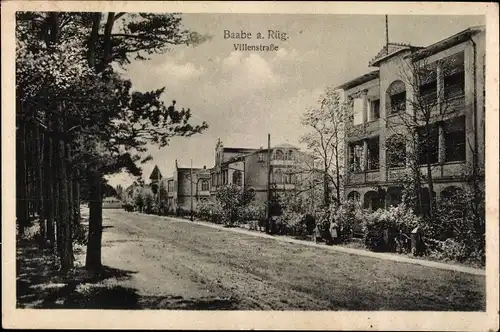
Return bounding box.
[17,118,29,237]
[323,171,330,207]
[58,124,73,272]
[87,13,102,68]
[36,124,46,241]
[425,127,434,219]
[73,168,81,231]
[86,172,103,274]
[44,122,55,245]
[53,119,62,259]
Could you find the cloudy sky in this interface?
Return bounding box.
[107,14,484,188]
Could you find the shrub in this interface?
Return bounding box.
[241,203,266,222]
[427,238,470,263]
[363,204,420,252]
[334,200,364,243]
[421,187,485,265]
[215,185,255,226]
[197,200,223,223]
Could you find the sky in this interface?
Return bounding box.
[107,14,484,188]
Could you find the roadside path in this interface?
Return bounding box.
[148,213,485,276]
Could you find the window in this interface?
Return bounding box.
[274,150,284,160]
[418,65,437,104]
[211,174,216,187]
[349,142,364,172]
[387,80,406,114]
[418,124,439,165]
[258,151,265,162]
[443,116,466,162]
[353,98,364,125]
[222,170,228,185]
[390,92,406,113]
[443,52,465,99]
[232,171,242,186]
[286,150,294,160]
[274,169,283,184]
[366,137,379,170]
[347,191,360,202]
[419,81,437,104]
[368,99,380,121]
[387,134,406,167]
[201,180,209,191]
[283,171,295,184]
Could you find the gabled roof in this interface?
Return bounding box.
[336,70,380,90]
[369,42,422,67]
[149,165,162,180]
[407,25,485,61]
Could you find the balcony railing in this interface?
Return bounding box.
[270,159,296,166]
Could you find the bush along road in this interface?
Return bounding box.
[17,209,485,310]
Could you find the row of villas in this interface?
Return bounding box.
[149,140,318,214]
[337,25,485,213]
[149,25,486,216]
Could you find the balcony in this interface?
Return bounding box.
[270,159,296,166]
[272,183,296,190]
[346,119,381,141]
[347,170,379,185]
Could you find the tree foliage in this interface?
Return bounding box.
[214,185,255,226]
[16,11,210,274]
[300,86,345,206]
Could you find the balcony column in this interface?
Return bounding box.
[362,140,368,171]
[362,91,368,124]
[463,43,475,171]
[438,124,445,164]
[436,61,444,108]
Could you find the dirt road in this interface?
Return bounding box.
[87,210,484,310]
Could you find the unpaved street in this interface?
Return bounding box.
[92,210,485,310]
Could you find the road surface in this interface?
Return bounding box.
[92,209,485,310]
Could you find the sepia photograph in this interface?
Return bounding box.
[2,1,499,330]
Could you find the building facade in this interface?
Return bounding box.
[150,160,211,214]
[209,139,318,211]
[338,26,486,212]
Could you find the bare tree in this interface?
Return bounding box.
[385,51,467,218]
[300,86,345,207]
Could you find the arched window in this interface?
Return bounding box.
[347,191,361,202]
[232,171,242,186]
[364,190,384,211]
[287,150,294,160]
[386,80,406,114]
[274,149,284,160]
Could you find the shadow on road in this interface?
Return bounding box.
[16,241,239,310]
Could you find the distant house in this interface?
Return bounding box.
[102,196,122,209]
[148,160,211,215]
[149,165,163,194]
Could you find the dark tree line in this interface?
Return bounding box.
[16,12,209,275]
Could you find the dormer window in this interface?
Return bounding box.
[258,151,265,162]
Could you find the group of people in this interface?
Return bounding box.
[313,209,341,245]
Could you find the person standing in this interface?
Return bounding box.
[330,219,339,244]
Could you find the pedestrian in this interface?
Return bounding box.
[313,223,321,243]
[330,219,339,244]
